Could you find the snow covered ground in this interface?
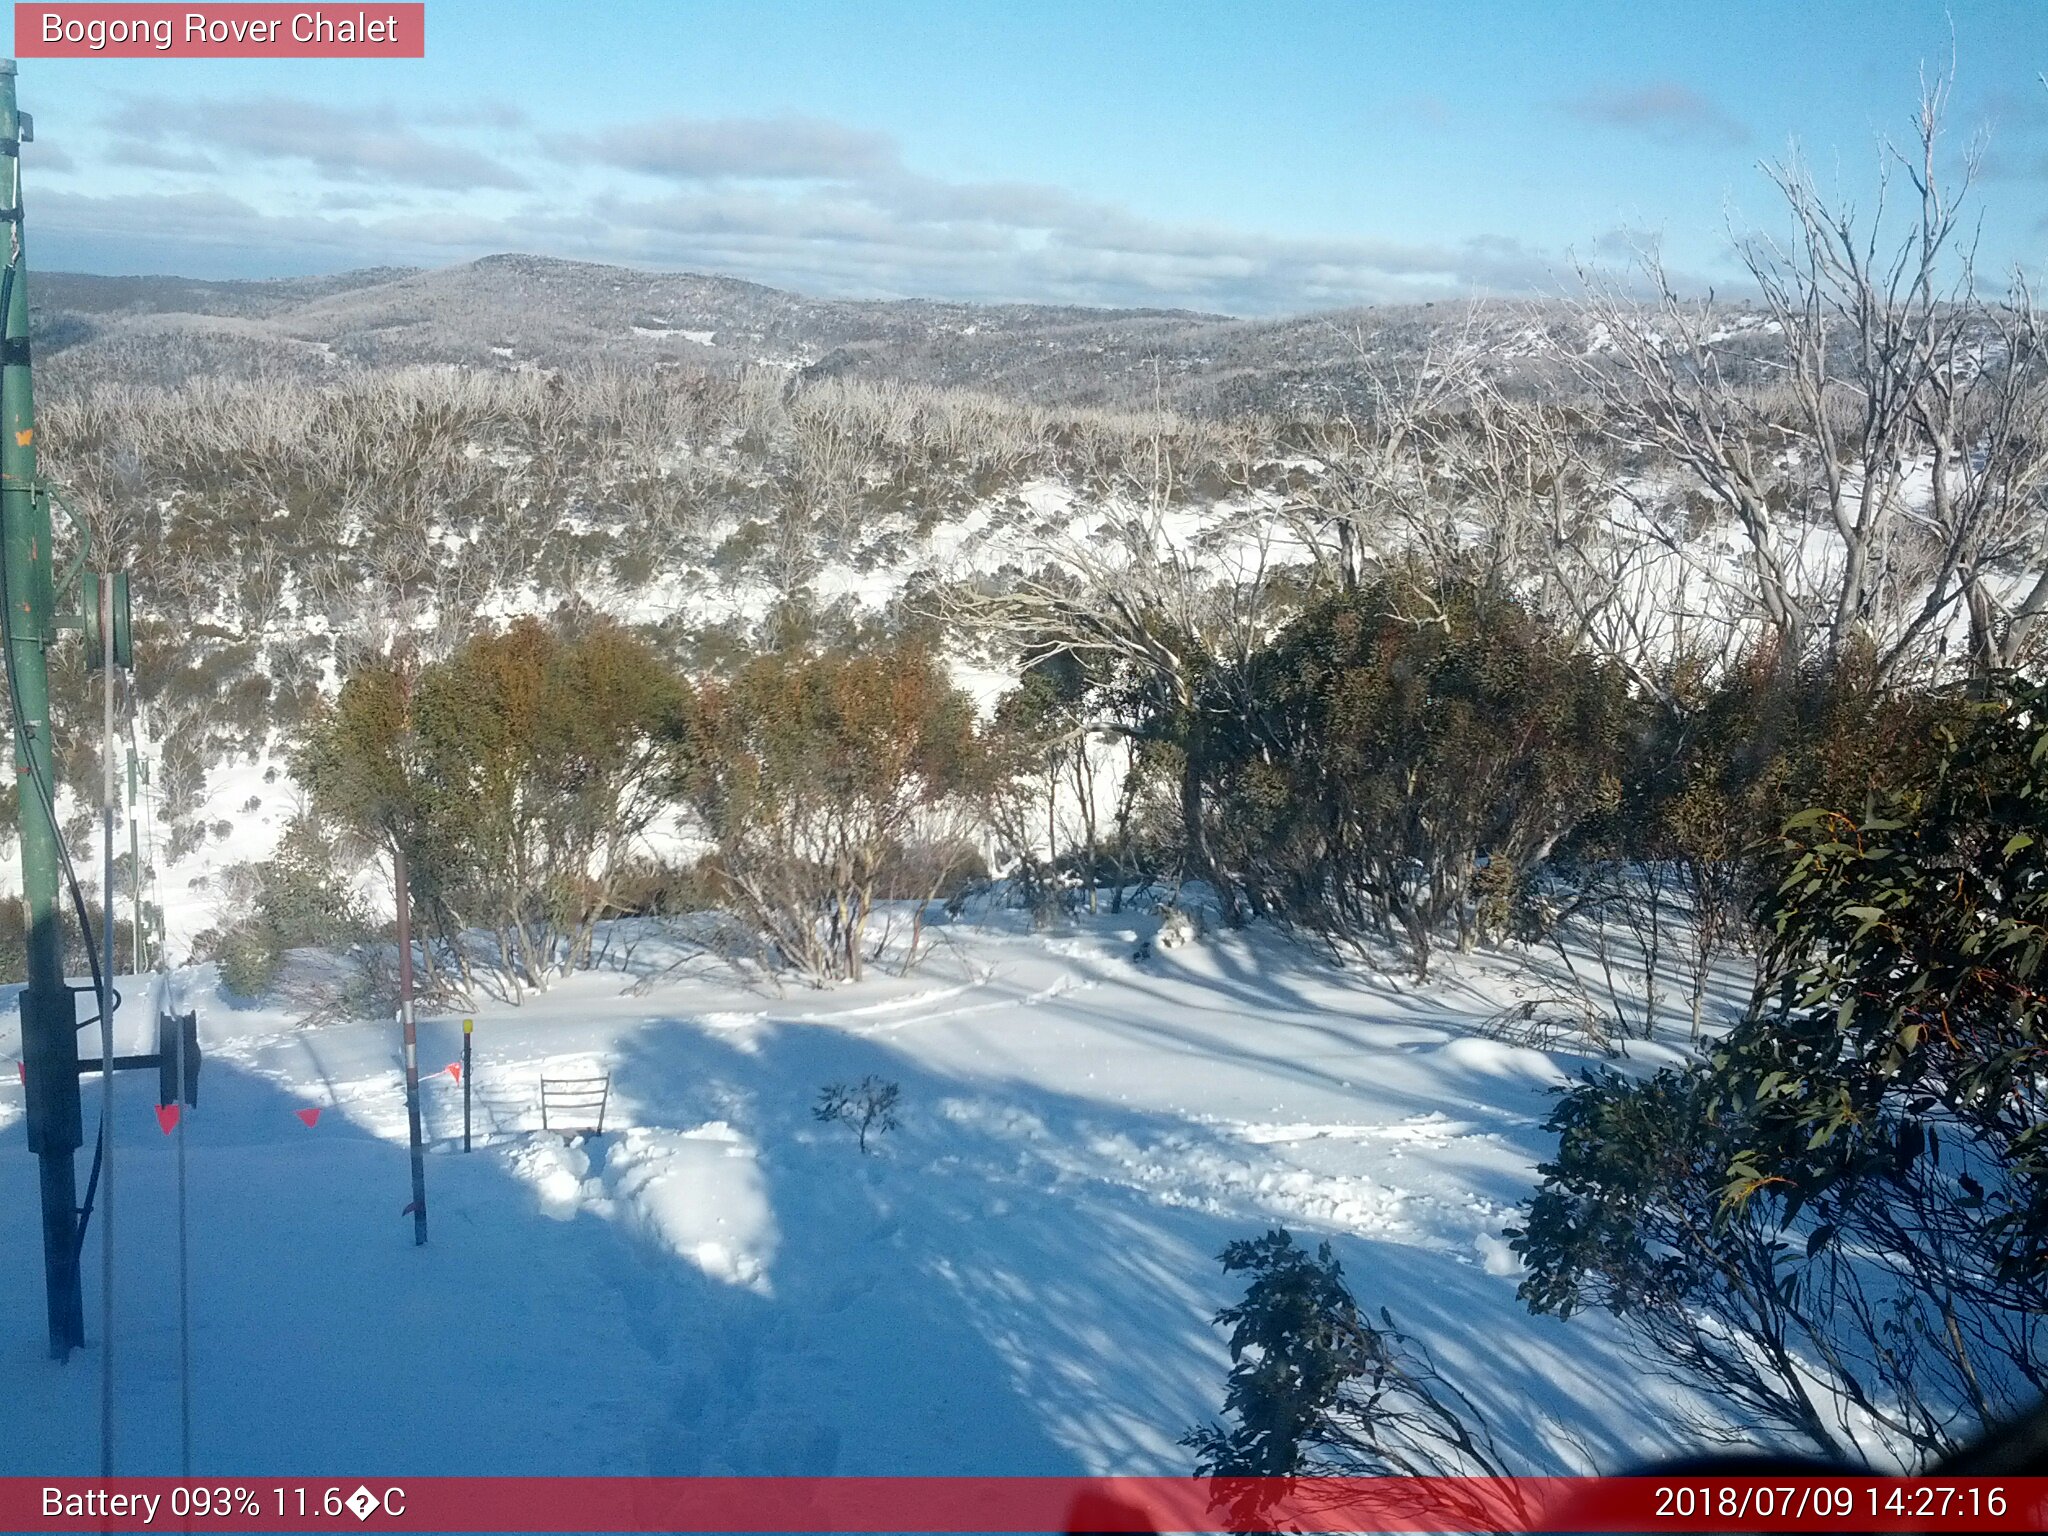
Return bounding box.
[0,903,1727,1478]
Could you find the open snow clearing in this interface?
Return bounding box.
[1,906,1715,1477]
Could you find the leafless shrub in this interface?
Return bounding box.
[813,1076,901,1155]
[1476,993,1618,1057]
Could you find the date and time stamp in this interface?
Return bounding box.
[1647,1480,2022,1524]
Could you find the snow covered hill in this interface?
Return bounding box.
[32,254,1602,410]
[0,903,1721,1477]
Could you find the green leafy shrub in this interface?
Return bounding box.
[1512,677,2048,1465]
[1183,1229,1528,1527]
[214,921,283,1000]
[675,638,987,984]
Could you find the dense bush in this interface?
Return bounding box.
[298,618,686,999]
[1742,678,2048,1279]
[1553,647,1966,1038]
[1511,677,2048,1465]
[297,621,989,995]
[673,638,987,984]
[1205,576,1628,977]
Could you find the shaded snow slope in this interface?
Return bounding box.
[0,910,1718,1477]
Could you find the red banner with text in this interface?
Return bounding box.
[14,4,424,58]
[6,1476,2048,1533]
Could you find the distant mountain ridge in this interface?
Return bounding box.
[28,253,1593,412]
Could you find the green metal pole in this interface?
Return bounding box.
[0,58,85,1360]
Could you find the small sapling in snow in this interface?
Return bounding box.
[814,1076,901,1154]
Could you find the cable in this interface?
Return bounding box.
[73,1123,103,1259]
[134,718,166,967]
[160,960,191,1476]
[125,712,190,1476]
[94,543,118,1478]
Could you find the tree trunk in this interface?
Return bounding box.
[1179,732,1234,924]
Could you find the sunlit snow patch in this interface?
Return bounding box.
[604,1124,779,1293]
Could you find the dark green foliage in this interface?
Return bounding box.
[1510,1065,1868,1457]
[1534,645,1965,1041]
[1184,1230,1375,1478]
[1183,1229,1524,1522]
[214,922,284,1001]
[1511,677,2048,1464]
[1582,646,1959,893]
[295,661,420,849]
[1742,677,2048,1276]
[1208,577,1628,975]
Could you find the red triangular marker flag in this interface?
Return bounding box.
[155,1104,180,1135]
[15,1061,22,1083]
[294,1106,321,1128]
[446,1062,462,1082]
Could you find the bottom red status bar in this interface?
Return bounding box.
[8,1475,2048,1533]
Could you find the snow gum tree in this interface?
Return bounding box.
[1574,77,2048,689]
[1207,572,1629,978]
[673,638,986,985]
[298,618,686,999]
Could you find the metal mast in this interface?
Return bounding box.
[0,57,85,1361]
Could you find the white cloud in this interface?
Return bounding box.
[1561,82,1750,147]
[41,103,1591,312]
[105,95,529,191]
[550,115,899,181]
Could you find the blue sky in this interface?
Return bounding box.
[11,0,2047,312]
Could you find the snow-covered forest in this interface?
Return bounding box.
[2,85,2045,1485]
